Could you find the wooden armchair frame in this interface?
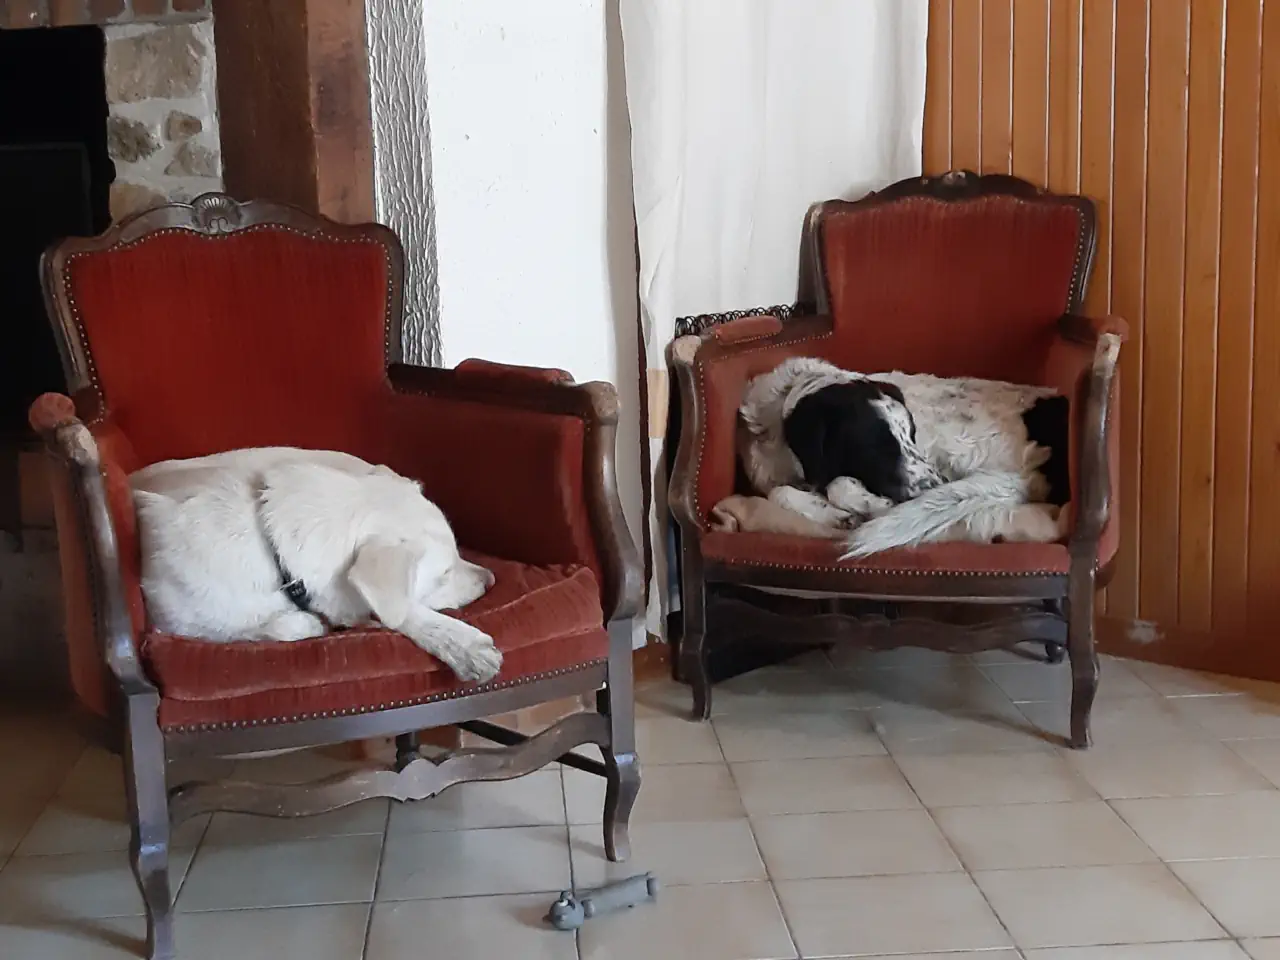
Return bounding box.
[30,195,644,960]
[667,171,1124,750]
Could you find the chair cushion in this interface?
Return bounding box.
[142,552,607,731]
[702,523,1119,580]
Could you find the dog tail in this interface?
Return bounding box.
[840,471,1036,559]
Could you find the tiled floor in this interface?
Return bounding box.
[5,646,1280,958]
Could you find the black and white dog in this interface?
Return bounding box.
[738,357,1071,557]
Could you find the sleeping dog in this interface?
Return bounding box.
[131,448,503,682]
[738,357,1071,557]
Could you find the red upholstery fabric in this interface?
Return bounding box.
[454,358,573,385]
[143,553,607,730]
[820,196,1083,380]
[703,531,1083,576]
[64,228,395,465]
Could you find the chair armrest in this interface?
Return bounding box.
[384,361,643,622]
[667,314,838,534]
[29,393,154,710]
[1059,313,1130,345]
[1039,323,1124,553]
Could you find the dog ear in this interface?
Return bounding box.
[348,541,417,630]
[870,380,906,406]
[782,396,833,489]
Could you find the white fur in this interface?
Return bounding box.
[739,358,1062,558]
[130,447,502,683]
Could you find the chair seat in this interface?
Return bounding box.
[142,552,608,731]
[702,526,1119,581]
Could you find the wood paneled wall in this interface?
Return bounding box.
[924,0,1280,676]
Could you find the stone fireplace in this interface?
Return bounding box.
[0,0,224,696]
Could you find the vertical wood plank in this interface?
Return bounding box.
[1248,0,1280,630]
[925,0,955,173]
[1138,0,1191,625]
[1011,0,1050,184]
[1213,0,1263,636]
[1079,0,1116,319]
[1177,0,1227,632]
[980,0,1013,172]
[1047,0,1084,192]
[1107,0,1151,620]
[1078,0,1116,617]
[951,0,984,170]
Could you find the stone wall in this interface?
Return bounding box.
[104,18,223,219]
[0,0,211,29]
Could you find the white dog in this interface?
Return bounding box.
[130,447,503,683]
[739,357,1068,558]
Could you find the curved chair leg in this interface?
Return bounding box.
[679,565,712,721]
[124,692,176,960]
[601,618,641,862]
[1066,566,1099,750]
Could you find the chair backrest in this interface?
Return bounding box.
[41,194,404,468]
[810,171,1096,381]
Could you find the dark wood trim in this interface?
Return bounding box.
[211,0,375,223]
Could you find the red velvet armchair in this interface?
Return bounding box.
[29,195,643,960]
[668,171,1125,749]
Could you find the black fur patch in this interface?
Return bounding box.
[783,381,908,501]
[1022,394,1071,507]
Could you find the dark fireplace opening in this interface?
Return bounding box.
[0,25,113,542]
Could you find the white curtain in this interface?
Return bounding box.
[619,0,930,636]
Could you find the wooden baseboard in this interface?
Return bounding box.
[1097,615,1280,683]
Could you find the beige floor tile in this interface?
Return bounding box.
[973,863,1225,948]
[387,769,564,834]
[1130,661,1280,699]
[776,873,1011,957]
[1018,696,1212,746]
[637,715,724,764]
[1245,940,1280,959]
[634,679,698,719]
[1026,944,1250,959]
[204,800,389,845]
[830,646,969,672]
[873,700,1056,756]
[896,751,1098,807]
[846,661,1013,713]
[0,915,147,960]
[1068,742,1275,799]
[0,848,196,920]
[732,757,919,817]
[564,763,744,824]
[753,809,961,879]
[0,797,47,860]
[174,903,370,960]
[981,658,1156,703]
[1112,792,1280,860]
[569,819,765,888]
[1171,858,1280,939]
[834,954,1022,960]
[578,880,795,960]
[1227,738,1280,787]
[15,748,214,856]
[712,709,886,762]
[377,825,569,901]
[933,800,1156,870]
[711,665,872,716]
[367,895,575,960]
[177,834,382,912]
[1169,694,1280,740]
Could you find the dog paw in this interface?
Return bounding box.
[442,637,504,683]
[257,611,327,642]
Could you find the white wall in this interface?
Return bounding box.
[423,0,646,640]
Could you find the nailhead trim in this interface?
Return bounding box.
[163,660,606,734]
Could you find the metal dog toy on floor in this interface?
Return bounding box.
[545,873,660,930]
